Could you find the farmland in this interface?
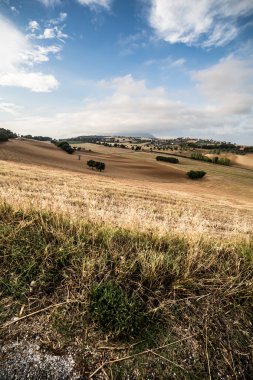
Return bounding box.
[0,138,253,379]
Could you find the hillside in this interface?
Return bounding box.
[0,139,253,379]
[1,138,253,207]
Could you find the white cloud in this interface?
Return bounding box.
[20,45,62,65]
[0,15,59,92]
[77,0,111,10]
[0,71,58,92]
[193,57,253,114]
[28,20,40,32]
[149,0,253,47]
[48,12,68,26]
[37,26,68,41]
[59,12,67,21]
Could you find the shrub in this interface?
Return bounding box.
[156,156,179,163]
[87,160,105,171]
[55,141,74,154]
[191,152,231,166]
[87,160,96,169]
[89,281,148,339]
[218,157,231,166]
[95,162,105,172]
[191,152,212,162]
[187,170,206,179]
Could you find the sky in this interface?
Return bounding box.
[0,0,253,143]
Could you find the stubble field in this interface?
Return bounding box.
[0,139,252,379]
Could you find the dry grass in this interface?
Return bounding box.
[0,157,253,379]
[0,160,252,238]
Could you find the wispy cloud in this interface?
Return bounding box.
[149,0,253,47]
[118,30,148,55]
[77,0,112,10]
[37,0,61,7]
[0,99,21,114]
[37,0,112,10]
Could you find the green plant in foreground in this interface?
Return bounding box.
[90,281,148,339]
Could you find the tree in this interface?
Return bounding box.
[87,160,105,172]
[95,162,105,172]
[87,160,96,170]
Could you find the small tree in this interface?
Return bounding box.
[87,160,96,170]
[95,162,105,172]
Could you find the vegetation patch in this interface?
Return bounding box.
[191,152,231,166]
[87,159,105,171]
[187,170,206,179]
[0,128,17,142]
[53,140,75,154]
[90,281,151,339]
[156,155,179,163]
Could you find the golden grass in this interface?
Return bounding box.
[1,160,252,238]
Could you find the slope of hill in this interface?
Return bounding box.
[0,138,253,379]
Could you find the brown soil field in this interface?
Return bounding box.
[0,139,185,183]
[1,139,253,209]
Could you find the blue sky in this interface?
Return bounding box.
[0,0,253,143]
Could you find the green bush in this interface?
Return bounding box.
[191,152,231,166]
[218,157,231,166]
[90,281,148,339]
[187,170,206,179]
[55,141,75,154]
[87,160,105,171]
[156,156,179,163]
[191,152,212,162]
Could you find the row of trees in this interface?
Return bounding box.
[0,128,17,142]
[156,156,179,163]
[87,160,105,172]
[191,152,231,166]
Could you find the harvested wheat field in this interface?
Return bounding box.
[0,139,253,379]
[1,138,253,206]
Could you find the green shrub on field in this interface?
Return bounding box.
[54,141,75,154]
[187,170,206,179]
[191,152,231,166]
[87,160,105,171]
[156,156,179,163]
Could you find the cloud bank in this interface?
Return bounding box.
[6,70,253,142]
